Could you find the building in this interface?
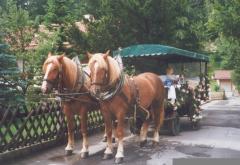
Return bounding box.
[213,70,238,97]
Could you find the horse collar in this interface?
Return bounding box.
[73,57,85,92]
[91,72,125,101]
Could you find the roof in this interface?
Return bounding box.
[214,70,232,80]
[113,44,209,62]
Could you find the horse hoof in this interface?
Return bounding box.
[102,136,107,142]
[81,152,89,159]
[65,150,73,156]
[115,157,124,164]
[102,153,113,160]
[112,137,116,143]
[152,141,159,147]
[139,140,147,147]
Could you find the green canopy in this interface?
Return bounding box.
[113,44,209,62]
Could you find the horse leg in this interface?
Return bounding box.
[115,114,125,164]
[103,122,116,143]
[64,106,75,155]
[112,120,117,143]
[153,103,164,145]
[139,120,149,147]
[80,109,89,158]
[102,112,113,159]
[102,126,107,142]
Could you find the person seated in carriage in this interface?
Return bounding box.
[161,66,181,104]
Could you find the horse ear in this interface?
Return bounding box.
[86,51,92,59]
[105,50,110,55]
[58,54,64,63]
[103,50,110,59]
[48,52,52,57]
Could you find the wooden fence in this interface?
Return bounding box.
[0,100,104,154]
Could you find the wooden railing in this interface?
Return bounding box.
[0,100,104,154]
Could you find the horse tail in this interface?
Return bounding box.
[159,102,165,127]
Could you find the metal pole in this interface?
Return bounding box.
[205,62,208,75]
[200,62,202,75]
[181,62,184,74]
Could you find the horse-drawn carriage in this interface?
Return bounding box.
[41,45,209,164]
[113,44,209,135]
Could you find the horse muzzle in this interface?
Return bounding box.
[41,81,53,94]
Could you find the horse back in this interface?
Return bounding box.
[133,72,165,103]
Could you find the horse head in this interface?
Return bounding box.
[87,50,121,96]
[41,52,64,94]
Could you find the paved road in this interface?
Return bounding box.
[76,97,240,165]
[5,97,240,165]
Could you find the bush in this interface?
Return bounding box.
[213,84,220,92]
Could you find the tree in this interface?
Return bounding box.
[0,0,34,73]
[73,0,206,53]
[205,0,240,90]
[43,0,86,54]
[44,0,78,25]
[0,44,24,103]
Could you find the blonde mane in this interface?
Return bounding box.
[88,53,121,85]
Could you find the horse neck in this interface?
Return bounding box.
[61,58,77,89]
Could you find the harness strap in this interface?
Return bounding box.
[128,77,150,120]
[91,72,125,101]
[56,57,92,104]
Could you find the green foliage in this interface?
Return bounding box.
[0,0,33,54]
[65,24,89,54]
[44,0,77,25]
[206,0,240,90]
[0,44,24,103]
[29,30,61,69]
[24,30,61,104]
[24,0,48,20]
[124,65,137,76]
[75,0,206,53]
[213,84,220,92]
[232,69,240,91]
[6,0,239,104]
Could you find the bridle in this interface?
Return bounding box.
[90,71,109,87]
[43,64,63,92]
[43,58,86,94]
[90,60,110,88]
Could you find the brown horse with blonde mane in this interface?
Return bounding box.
[88,51,165,164]
[41,53,99,158]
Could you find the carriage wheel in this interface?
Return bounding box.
[192,120,201,130]
[169,115,181,136]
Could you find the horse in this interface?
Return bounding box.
[41,52,99,158]
[87,51,165,164]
